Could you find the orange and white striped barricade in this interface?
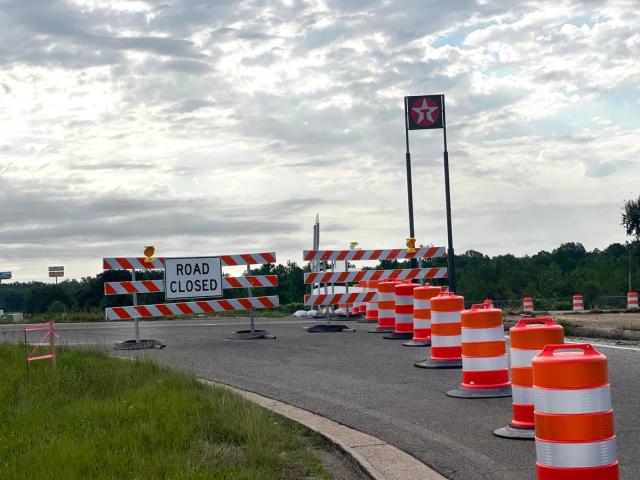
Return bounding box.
[627,291,638,310]
[103,251,279,346]
[573,294,584,312]
[533,344,618,480]
[415,291,464,369]
[304,246,448,333]
[523,297,534,313]
[403,285,442,347]
[360,280,380,324]
[447,302,511,398]
[494,317,564,439]
[370,281,402,333]
[384,283,419,340]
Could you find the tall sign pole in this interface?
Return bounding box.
[441,96,456,293]
[404,94,456,292]
[403,98,417,269]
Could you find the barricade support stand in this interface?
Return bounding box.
[115,268,164,350]
[228,265,275,340]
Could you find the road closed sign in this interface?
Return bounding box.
[164,257,223,300]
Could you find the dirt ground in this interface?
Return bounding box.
[504,311,640,342]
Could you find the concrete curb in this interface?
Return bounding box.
[198,378,447,480]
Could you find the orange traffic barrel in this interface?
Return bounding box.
[359,280,379,324]
[627,291,638,310]
[533,344,618,480]
[415,291,464,369]
[352,281,367,316]
[384,283,419,340]
[494,317,564,440]
[369,281,401,333]
[403,285,442,347]
[573,294,584,312]
[523,297,534,312]
[447,302,511,398]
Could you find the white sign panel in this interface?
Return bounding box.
[0,271,11,280]
[164,257,223,300]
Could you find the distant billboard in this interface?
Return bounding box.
[0,271,11,280]
[48,266,64,278]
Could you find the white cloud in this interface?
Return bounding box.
[0,0,638,281]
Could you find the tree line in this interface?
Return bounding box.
[0,241,638,315]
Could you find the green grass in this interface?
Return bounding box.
[556,319,577,336]
[0,345,330,480]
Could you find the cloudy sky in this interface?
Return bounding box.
[1,0,638,282]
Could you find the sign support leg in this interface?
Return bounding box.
[441,95,456,293]
[404,97,418,269]
[114,268,164,350]
[227,264,275,340]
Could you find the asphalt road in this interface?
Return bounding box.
[2,317,638,480]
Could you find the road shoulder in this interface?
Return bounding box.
[199,378,448,480]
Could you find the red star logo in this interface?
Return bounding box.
[410,96,441,127]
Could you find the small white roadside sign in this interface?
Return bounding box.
[164,257,223,300]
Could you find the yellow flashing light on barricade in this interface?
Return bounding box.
[143,246,155,264]
[406,238,416,253]
[350,242,359,249]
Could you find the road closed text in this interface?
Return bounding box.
[168,278,219,295]
[164,257,223,300]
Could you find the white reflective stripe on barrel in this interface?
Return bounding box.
[462,355,508,372]
[395,295,413,305]
[432,335,461,347]
[378,308,394,317]
[379,292,393,301]
[534,386,611,414]
[414,299,430,309]
[394,313,412,324]
[413,319,430,329]
[431,311,460,324]
[462,326,504,343]
[510,348,543,367]
[512,386,534,405]
[536,438,617,468]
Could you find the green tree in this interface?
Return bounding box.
[622,196,640,240]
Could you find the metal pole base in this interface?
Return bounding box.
[446,386,512,399]
[493,424,535,440]
[414,358,462,369]
[227,329,275,340]
[114,339,165,350]
[403,339,431,347]
[383,332,413,340]
[307,324,354,333]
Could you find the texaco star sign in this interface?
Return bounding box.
[406,95,444,130]
[410,96,441,128]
